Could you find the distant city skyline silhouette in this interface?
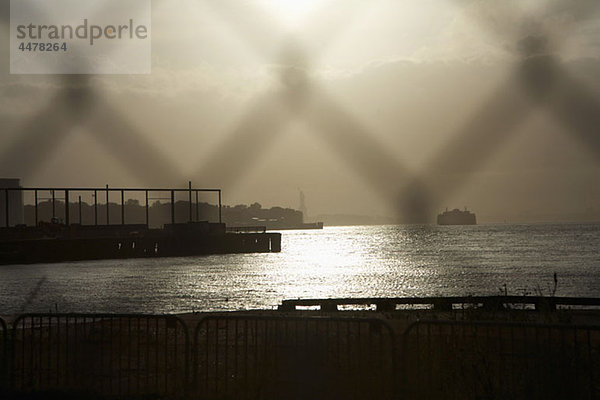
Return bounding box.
[1,0,599,223]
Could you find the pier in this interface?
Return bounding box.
[0,184,281,265]
[1,182,222,228]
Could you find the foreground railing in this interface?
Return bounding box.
[193,316,395,400]
[0,318,7,393]
[279,296,600,312]
[0,304,598,399]
[402,320,600,399]
[9,314,189,398]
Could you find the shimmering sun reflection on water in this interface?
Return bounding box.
[0,224,599,314]
[269,226,438,302]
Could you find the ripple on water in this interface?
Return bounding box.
[0,223,599,313]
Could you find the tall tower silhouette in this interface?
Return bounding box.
[298,189,307,223]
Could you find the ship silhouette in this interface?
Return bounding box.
[437,207,477,225]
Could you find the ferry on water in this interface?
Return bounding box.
[437,208,477,225]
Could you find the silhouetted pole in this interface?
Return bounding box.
[170,190,175,225]
[94,190,98,226]
[65,190,70,226]
[78,196,82,224]
[106,184,109,225]
[34,190,38,226]
[145,190,149,227]
[188,181,192,222]
[121,190,125,225]
[195,191,199,222]
[4,189,8,228]
[218,190,222,224]
[51,190,56,219]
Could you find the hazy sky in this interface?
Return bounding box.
[1,0,600,222]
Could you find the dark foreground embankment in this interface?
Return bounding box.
[1,296,599,399]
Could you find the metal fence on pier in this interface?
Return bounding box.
[0,311,599,399]
[0,318,7,392]
[10,314,189,398]
[402,320,600,399]
[193,315,396,400]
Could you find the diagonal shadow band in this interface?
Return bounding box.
[85,93,183,185]
[5,0,424,217]
[303,86,435,223]
[202,0,283,61]
[310,52,600,223]
[0,75,183,185]
[0,76,93,177]
[195,0,600,222]
[192,42,314,188]
[192,56,432,221]
[456,0,600,54]
[0,1,180,185]
[198,2,421,200]
[395,73,535,222]
[202,1,469,222]
[426,71,535,178]
[397,54,600,222]
[303,87,415,195]
[520,55,600,161]
[2,1,599,222]
[194,5,450,221]
[188,88,305,189]
[206,0,367,63]
[394,2,600,221]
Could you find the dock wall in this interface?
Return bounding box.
[0,229,281,265]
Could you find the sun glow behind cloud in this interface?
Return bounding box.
[257,0,321,28]
[3,0,600,221]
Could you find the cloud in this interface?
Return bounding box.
[2,1,600,220]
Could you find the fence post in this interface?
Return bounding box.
[0,318,7,393]
[5,189,9,227]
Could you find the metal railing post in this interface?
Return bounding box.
[170,190,175,225]
[4,189,9,228]
[188,181,192,223]
[218,190,222,224]
[34,190,38,226]
[94,190,98,225]
[145,190,149,227]
[78,196,82,224]
[64,190,70,226]
[105,184,110,225]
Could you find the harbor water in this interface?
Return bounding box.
[1,223,599,314]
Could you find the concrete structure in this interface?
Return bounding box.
[0,184,281,265]
[0,178,24,227]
